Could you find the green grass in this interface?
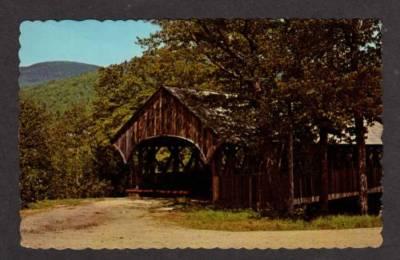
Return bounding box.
[20,198,106,218]
[25,198,104,210]
[163,208,382,231]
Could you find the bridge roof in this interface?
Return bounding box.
[162,86,259,143]
[113,86,382,149]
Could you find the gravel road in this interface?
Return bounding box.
[20,197,382,249]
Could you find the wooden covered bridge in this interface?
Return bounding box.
[112,86,382,212]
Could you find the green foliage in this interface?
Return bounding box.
[165,208,382,231]
[90,144,129,196]
[91,47,221,146]
[142,19,382,142]
[91,64,145,146]
[19,99,53,206]
[20,71,98,114]
[46,103,110,199]
[19,98,110,206]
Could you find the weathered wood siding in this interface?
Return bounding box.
[113,88,219,163]
[217,175,292,211]
[212,143,291,211]
[213,143,382,209]
[293,144,382,204]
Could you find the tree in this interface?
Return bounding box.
[337,19,382,214]
[140,20,284,92]
[47,103,109,199]
[264,20,343,213]
[19,98,53,206]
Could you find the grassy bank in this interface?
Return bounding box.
[26,199,88,210]
[20,198,105,217]
[162,208,382,231]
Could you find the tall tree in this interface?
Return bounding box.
[19,98,53,206]
[338,19,382,214]
[47,103,109,199]
[263,20,353,212]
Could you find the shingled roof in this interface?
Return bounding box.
[163,86,259,143]
[113,86,382,146]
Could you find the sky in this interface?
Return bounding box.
[19,20,160,67]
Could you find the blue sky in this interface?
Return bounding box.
[19,20,159,67]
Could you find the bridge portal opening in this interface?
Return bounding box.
[130,136,211,199]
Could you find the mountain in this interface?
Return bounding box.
[19,61,101,87]
[20,71,98,113]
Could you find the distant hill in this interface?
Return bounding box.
[19,61,101,87]
[20,71,98,113]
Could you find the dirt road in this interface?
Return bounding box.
[20,198,382,249]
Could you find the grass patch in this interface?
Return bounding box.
[26,199,85,210]
[20,198,106,217]
[162,208,382,231]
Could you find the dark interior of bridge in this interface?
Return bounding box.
[132,136,211,199]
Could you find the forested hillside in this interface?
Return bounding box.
[19,61,100,86]
[20,71,98,113]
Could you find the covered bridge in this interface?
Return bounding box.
[112,86,382,212]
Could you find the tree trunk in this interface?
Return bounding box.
[319,127,329,213]
[287,126,294,214]
[286,102,294,215]
[137,148,143,189]
[129,160,134,188]
[249,175,253,209]
[355,115,368,214]
[211,160,219,203]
